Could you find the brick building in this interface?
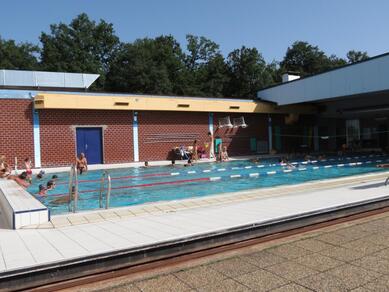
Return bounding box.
[0,70,314,168]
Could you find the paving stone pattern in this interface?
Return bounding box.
[79,211,389,292]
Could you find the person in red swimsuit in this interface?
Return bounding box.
[24,157,33,183]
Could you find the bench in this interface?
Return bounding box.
[0,180,50,229]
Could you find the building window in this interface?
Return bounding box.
[346,119,360,146]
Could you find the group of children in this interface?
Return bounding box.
[0,152,88,197]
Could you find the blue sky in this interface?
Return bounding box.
[1,0,388,62]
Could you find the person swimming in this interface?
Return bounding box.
[36,170,45,179]
[38,184,47,196]
[47,179,56,190]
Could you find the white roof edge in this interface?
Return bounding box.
[0,69,99,89]
[257,53,389,105]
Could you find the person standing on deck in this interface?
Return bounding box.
[208,132,215,160]
[192,140,199,161]
[76,153,88,174]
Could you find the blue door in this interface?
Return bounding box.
[76,128,103,164]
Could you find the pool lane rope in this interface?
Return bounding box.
[53,154,389,187]
[46,157,386,198]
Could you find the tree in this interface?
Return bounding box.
[328,54,347,68]
[225,46,273,98]
[0,36,39,70]
[40,13,120,89]
[106,35,188,95]
[280,41,335,76]
[346,50,369,63]
[183,35,229,97]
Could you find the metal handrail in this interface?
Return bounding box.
[68,164,79,213]
[99,171,112,209]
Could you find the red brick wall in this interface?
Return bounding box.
[138,111,210,161]
[0,99,34,168]
[213,113,268,155]
[39,110,133,167]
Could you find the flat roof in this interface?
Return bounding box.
[257,52,389,105]
[0,69,99,89]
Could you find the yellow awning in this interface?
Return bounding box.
[34,93,315,114]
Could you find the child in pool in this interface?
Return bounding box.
[38,184,47,196]
[47,179,56,190]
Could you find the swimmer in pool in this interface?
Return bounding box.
[38,184,47,196]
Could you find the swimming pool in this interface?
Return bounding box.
[27,154,389,215]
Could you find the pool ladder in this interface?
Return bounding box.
[68,164,79,213]
[99,171,112,209]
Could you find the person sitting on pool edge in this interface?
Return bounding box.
[0,155,11,178]
[8,171,30,188]
[221,146,229,162]
[76,153,88,174]
[24,157,33,183]
[169,160,176,167]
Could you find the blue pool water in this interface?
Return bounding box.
[27,154,389,215]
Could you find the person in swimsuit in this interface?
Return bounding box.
[8,172,30,188]
[208,132,215,160]
[24,158,33,183]
[47,179,56,190]
[221,146,229,161]
[38,184,47,196]
[36,170,45,179]
[0,155,11,178]
[76,153,88,174]
[192,140,199,161]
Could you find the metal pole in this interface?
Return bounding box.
[99,172,105,208]
[73,165,78,213]
[106,173,111,209]
[68,165,74,212]
[14,157,18,175]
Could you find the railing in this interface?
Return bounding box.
[68,164,79,213]
[99,171,112,209]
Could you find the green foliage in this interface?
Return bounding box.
[106,35,187,95]
[225,46,273,98]
[40,13,119,88]
[0,36,39,70]
[346,50,369,63]
[184,35,229,97]
[280,41,333,76]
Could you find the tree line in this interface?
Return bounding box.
[0,13,369,98]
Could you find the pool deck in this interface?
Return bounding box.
[22,154,279,174]
[1,170,389,281]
